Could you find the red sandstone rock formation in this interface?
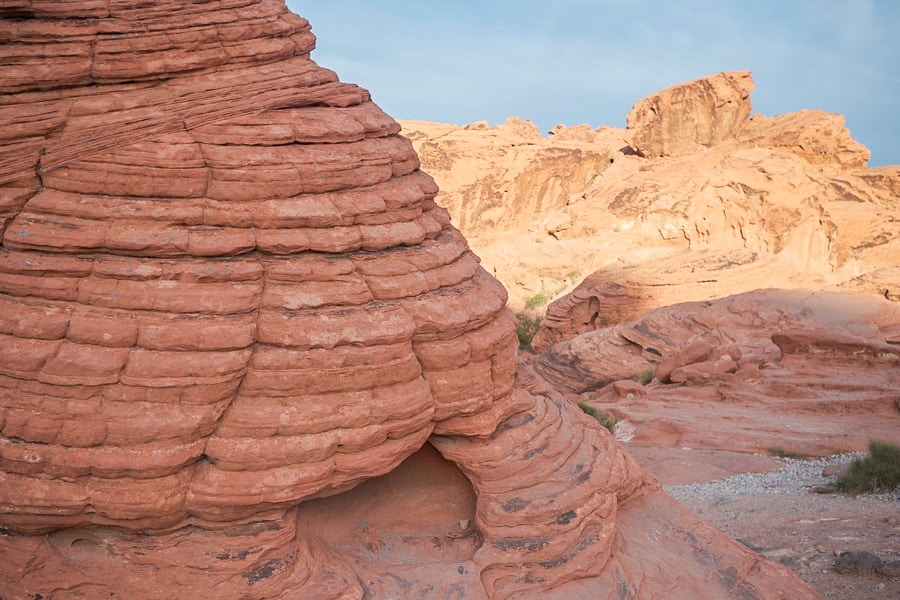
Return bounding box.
[0,3,818,598]
[535,289,900,458]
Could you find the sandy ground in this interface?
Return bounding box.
[637,450,899,600]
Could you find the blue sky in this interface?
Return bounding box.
[287,1,898,166]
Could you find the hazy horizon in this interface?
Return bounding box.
[288,1,898,167]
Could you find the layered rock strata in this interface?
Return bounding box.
[536,289,900,457]
[401,72,898,316]
[3,0,497,535]
[1,3,818,598]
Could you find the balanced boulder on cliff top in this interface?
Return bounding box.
[626,70,754,158]
[1,3,819,598]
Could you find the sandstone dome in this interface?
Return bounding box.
[0,0,527,533]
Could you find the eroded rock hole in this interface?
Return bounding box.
[296,442,479,563]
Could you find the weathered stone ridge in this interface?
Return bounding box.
[402,71,895,318]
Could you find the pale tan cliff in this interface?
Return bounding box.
[400,72,898,330]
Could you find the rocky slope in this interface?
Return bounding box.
[400,72,899,324]
[0,2,818,599]
[534,289,900,458]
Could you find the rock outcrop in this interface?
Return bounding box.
[402,117,619,235]
[535,289,900,458]
[1,4,818,599]
[400,72,898,317]
[626,70,755,158]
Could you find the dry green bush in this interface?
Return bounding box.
[515,313,542,352]
[578,402,617,434]
[837,440,900,494]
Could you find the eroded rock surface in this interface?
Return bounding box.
[401,72,898,317]
[626,70,755,158]
[535,289,900,459]
[1,3,818,599]
[3,0,502,536]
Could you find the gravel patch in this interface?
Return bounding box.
[663,452,888,501]
[664,452,900,600]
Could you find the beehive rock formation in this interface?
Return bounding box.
[1,3,819,598]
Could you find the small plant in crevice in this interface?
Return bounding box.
[515,313,542,353]
[523,291,549,311]
[634,367,654,385]
[767,446,809,459]
[578,401,617,434]
[836,439,900,494]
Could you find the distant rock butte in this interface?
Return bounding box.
[400,72,897,317]
[1,5,818,599]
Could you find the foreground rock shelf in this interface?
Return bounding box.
[537,289,900,459]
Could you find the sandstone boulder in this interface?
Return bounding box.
[626,70,754,158]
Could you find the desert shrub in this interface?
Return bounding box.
[836,440,900,494]
[578,402,617,434]
[634,367,654,385]
[515,313,542,352]
[523,291,549,311]
[767,446,808,459]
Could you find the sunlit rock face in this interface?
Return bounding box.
[1,3,818,598]
[626,70,755,158]
[0,0,520,533]
[402,70,896,324]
